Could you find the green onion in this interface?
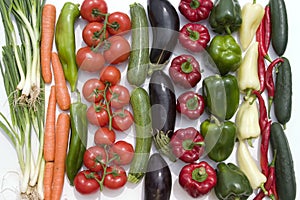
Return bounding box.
[0,0,45,198]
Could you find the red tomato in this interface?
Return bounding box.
[94,127,116,146]
[106,85,130,109]
[103,166,127,189]
[80,0,108,22]
[82,78,105,103]
[99,66,121,86]
[112,109,134,131]
[107,12,131,35]
[82,22,109,47]
[103,35,130,64]
[83,146,107,172]
[86,103,109,127]
[74,170,101,194]
[109,141,134,165]
[76,46,105,72]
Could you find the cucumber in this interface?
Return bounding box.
[128,87,152,183]
[270,122,296,200]
[270,0,288,56]
[274,57,292,127]
[126,3,149,86]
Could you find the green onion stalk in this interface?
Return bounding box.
[0,0,45,199]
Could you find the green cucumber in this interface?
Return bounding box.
[270,0,288,56]
[126,3,149,86]
[128,87,152,183]
[270,122,296,200]
[274,57,292,127]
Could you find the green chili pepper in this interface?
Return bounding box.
[214,162,253,200]
[202,74,240,121]
[200,118,236,162]
[55,2,80,92]
[208,0,242,35]
[66,93,88,185]
[207,35,242,76]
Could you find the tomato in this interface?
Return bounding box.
[86,103,109,127]
[103,166,127,189]
[83,146,107,172]
[74,170,101,194]
[107,12,131,35]
[80,0,108,22]
[99,66,121,86]
[109,141,134,165]
[76,46,105,72]
[106,85,130,109]
[83,22,109,47]
[103,35,131,64]
[82,78,105,103]
[94,127,116,146]
[112,109,134,131]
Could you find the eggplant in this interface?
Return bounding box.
[149,70,176,161]
[147,0,180,74]
[144,153,172,200]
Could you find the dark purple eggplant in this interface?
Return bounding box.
[144,153,172,200]
[147,0,180,74]
[149,70,176,161]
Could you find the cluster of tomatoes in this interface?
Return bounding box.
[75,66,135,194]
[76,0,131,73]
[72,0,135,194]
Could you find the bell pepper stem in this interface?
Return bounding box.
[187,27,200,41]
[190,0,200,9]
[225,26,232,35]
[186,96,199,111]
[181,59,194,74]
[192,167,208,182]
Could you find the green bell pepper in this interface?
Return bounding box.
[208,0,242,34]
[200,118,236,162]
[55,2,80,92]
[202,74,240,120]
[66,93,88,185]
[214,162,253,200]
[207,35,242,76]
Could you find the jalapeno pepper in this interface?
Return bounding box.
[66,93,88,185]
[55,2,80,92]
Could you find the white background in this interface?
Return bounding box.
[0,0,299,199]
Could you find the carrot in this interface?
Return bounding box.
[51,52,71,111]
[43,162,54,200]
[51,113,70,200]
[44,85,56,162]
[41,4,56,84]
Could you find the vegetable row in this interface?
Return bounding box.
[0,0,296,199]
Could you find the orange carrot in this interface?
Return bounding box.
[44,85,56,162]
[51,113,70,200]
[51,52,71,111]
[41,4,56,84]
[43,162,54,200]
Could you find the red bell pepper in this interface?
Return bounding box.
[179,161,217,198]
[178,23,210,52]
[176,91,205,120]
[170,127,204,163]
[178,0,213,22]
[169,54,201,88]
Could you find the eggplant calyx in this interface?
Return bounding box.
[153,130,177,162]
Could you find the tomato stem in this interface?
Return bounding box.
[102,83,113,130]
